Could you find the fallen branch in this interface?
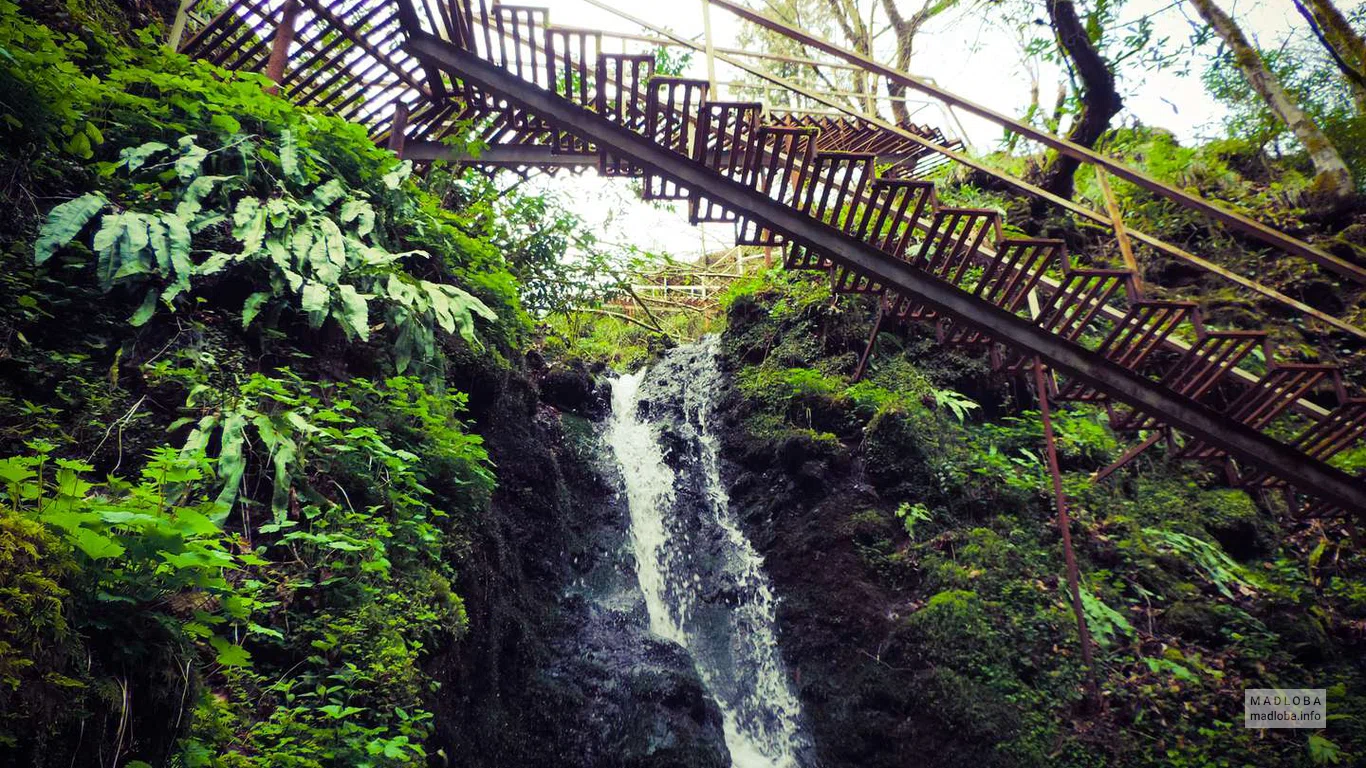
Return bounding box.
[582,308,677,339]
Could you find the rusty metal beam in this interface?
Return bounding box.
[585,0,1366,343]
[299,0,432,99]
[405,30,1366,518]
[400,140,596,166]
[388,101,410,156]
[707,0,1366,286]
[264,0,300,92]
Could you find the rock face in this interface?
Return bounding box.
[707,320,1012,768]
[425,360,728,768]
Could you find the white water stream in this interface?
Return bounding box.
[605,340,809,768]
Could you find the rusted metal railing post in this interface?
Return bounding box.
[387,102,410,157]
[168,0,196,50]
[701,0,718,93]
[852,310,884,382]
[264,0,301,94]
[1096,170,1142,294]
[1033,358,1100,711]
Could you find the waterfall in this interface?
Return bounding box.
[605,338,810,768]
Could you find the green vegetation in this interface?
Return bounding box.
[4,1,1366,767]
[0,2,543,764]
[718,266,1366,767]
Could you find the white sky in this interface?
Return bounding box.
[508,0,1356,262]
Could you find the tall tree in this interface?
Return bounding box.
[1037,0,1123,201]
[823,0,878,113]
[1293,0,1366,113]
[1189,0,1355,209]
[736,0,957,123]
[880,0,960,123]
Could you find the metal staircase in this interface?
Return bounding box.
[173,0,1366,521]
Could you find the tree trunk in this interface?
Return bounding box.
[880,0,958,124]
[1297,0,1366,113]
[1037,0,1123,202]
[825,0,877,115]
[1190,0,1354,209]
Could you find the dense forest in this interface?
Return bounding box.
[2,1,1366,767]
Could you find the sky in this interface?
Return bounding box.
[504,0,1355,263]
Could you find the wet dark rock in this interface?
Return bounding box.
[425,365,727,768]
[538,359,610,419]
[1293,277,1346,315]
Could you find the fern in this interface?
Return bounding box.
[33,192,106,264]
[1078,584,1135,648]
[1144,527,1252,598]
[33,134,497,370]
[932,388,980,423]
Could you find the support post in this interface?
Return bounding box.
[701,0,718,93]
[853,310,884,382]
[387,102,410,157]
[1091,430,1162,483]
[1033,358,1099,711]
[264,0,301,95]
[1096,170,1141,293]
[168,0,196,50]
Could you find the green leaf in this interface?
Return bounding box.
[173,507,221,536]
[312,179,345,207]
[129,289,158,326]
[176,174,232,224]
[232,197,267,257]
[147,216,171,273]
[176,135,209,181]
[280,129,302,182]
[248,622,285,640]
[0,458,36,486]
[340,199,375,237]
[335,284,370,341]
[160,211,194,302]
[35,193,107,264]
[120,141,170,172]
[424,282,496,346]
[195,251,235,276]
[209,113,242,135]
[300,281,330,328]
[214,412,248,510]
[1308,733,1344,765]
[306,222,341,284]
[66,131,93,159]
[382,161,412,189]
[209,636,253,668]
[319,217,347,269]
[71,528,125,560]
[269,431,297,523]
[319,704,366,719]
[241,291,271,328]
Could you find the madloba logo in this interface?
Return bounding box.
[1244,688,1326,729]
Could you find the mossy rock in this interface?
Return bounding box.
[863,407,938,501]
[1195,489,1276,560]
[842,508,900,548]
[906,667,1020,765]
[1161,601,1230,647]
[903,589,1006,670]
[1264,609,1336,664]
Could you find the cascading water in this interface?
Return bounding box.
[605,338,811,768]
